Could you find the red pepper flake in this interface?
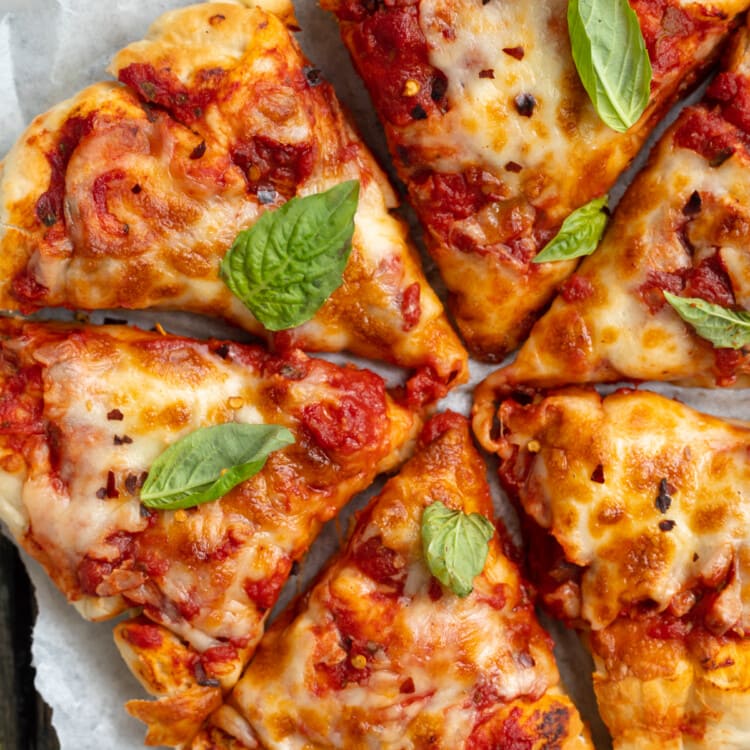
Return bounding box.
[478,69,495,79]
[428,577,443,601]
[107,409,124,421]
[659,519,676,532]
[411,104,428,120]
[208,13,225,25]
[504,161,522,173]
[124,474,139,495]
[113,434,133,446]
[514,93,536,117]
[503,46,525,60]
[189,140,207,160]
[682,191,702,216]
[399,677,415,694]
[590,464,605,483]
[106,470,119,499]
[131,184,142,194]
[656,478,673,514]
[96,487,107,499]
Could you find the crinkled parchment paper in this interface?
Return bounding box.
[2,1,746,748]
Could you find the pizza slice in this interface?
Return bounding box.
[474,20,750,407]
[192,412,592,749]
[480,385,750,749]
[322,0,749,360]
[0,317,418,747]
[0,1,467,404]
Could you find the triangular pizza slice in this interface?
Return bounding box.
[0,1,467,403]
[193,413,592,749]
[475,20,750,406]
[0,317,418,747]
[322,0,749,360]
[481,386,750,749]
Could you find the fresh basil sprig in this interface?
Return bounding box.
[663,292,750,349]
[533,195,609,264]
[141,423,294,510]
[421,500,494,598]
[221,180,359,331]
[568,0,652,133]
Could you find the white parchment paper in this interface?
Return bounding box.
[1,1,746,748]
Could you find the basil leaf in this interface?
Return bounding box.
[220,180,359,331]
[421,500,494,598]
[141,423,295,510]
[568,0,652,133]
[663,292,750,349]
[533,195,609,264]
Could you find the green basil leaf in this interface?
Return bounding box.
[421,500,494,598]
[568,0,652,133]
[533,195,609,264]
[220,180,359,331]
[663,292,750,349]
[141,423,295,510]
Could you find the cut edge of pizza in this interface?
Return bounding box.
[321,0,750,361]
[191,411,592,749]
[478,384,750,749]
[0,0,468,404]
[0,316,419,747]
[473,18,750,428]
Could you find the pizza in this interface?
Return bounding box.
[473,20,750,409]
[321,0,749,360]
[0,0,468,404]
[478,385,750,749]
[0,317,418,747]
[192,412,592,749]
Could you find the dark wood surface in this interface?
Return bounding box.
[0,533,60,750]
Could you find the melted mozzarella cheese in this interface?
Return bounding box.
[500,388,750,631]
[415,0,743,215]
